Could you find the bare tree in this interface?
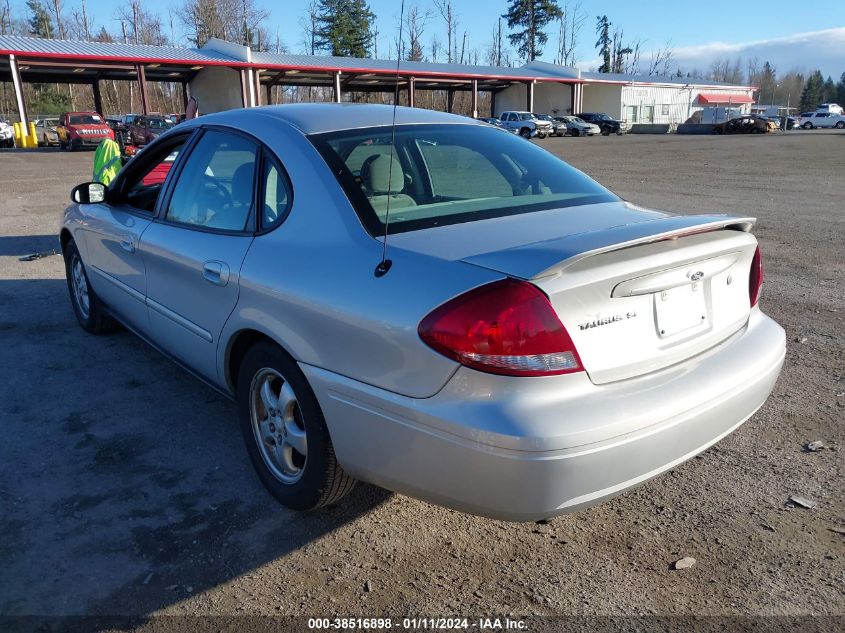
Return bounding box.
[49,0,65,38]
[555,0,585,67]
[433,0,458,63]
[646,40,674,76]
[178,0,268,48]
[402,4,431,62]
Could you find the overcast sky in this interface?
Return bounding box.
[11,0,845,77]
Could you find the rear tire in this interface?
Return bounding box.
[237,341,356,511]
[63,240,119,334]
[601,125,611,136]
[803,122,813,129]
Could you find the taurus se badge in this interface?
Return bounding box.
[579,311,637,331]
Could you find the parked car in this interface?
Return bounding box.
[35,117,60,146]
[576,112,629,135]
[61,104,785,522]
[0,119,13,148]
[57,112,114,150]
[771,115,799,130]
[815,103,843,115]
[713,115,776,134]
[128,115,174,146]
[498,111,554,138]
[478,117,518,134]
[800,111,845,129]
[556,115,600,136]
[535,114,567,137]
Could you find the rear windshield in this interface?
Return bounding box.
[309,123,617,235]
[69,114,102,125]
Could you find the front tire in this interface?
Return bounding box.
[836,121,845,129]
[63,240,118,334]
[803,122,813,129]
[519,127,531,138]
[237,341,356,511]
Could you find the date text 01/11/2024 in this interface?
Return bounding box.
[307,617,528,630]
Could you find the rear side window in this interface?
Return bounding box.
[260,157,293,230]
[166,130,257,232]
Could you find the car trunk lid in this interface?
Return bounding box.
[461,215,757,384]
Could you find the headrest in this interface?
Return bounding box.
[361,154,403,194]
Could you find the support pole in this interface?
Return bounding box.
[253,70,262,107]
[265,83,272,106]
[526,81,534,113]
[408,76,415,108]
[447,88,455,113]
[92,79,103,115]
[490,90,497,117]
[9,54,27,130]
[471,79,478,118]
[181,82,189,111]
[333,71,342,103]
[136,64,149,115]
[239,69,250,108]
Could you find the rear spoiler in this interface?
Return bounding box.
[462,214,756,280]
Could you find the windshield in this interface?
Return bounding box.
[69,114,102,125]
[565,116,586,124]
[519,113,534,120]
[536,114,552,121]
[147,118,170,129]
[310,124,617,236]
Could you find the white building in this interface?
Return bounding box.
[494,61,755,127]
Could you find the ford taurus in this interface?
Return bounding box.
[61,104,785,521]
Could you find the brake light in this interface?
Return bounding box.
[418,279,583,377]
[749,245,763,307]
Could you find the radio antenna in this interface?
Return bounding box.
[374,0,405,278]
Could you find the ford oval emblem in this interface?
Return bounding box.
[688,270,705,282]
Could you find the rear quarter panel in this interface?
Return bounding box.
[217,113,502,398]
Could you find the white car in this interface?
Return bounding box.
[800,112,845,129]
[0,119,13,148]
[556,115,601,136]
[499,111,554,138]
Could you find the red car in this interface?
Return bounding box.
[57,112,114,150]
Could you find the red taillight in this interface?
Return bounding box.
[749,245,764,307]
[418,278,583,377]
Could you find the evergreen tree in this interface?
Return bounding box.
[821,75,836,103]
[26,0,54,38]
[758,61,776,104]
[502,0,563,62]
[315,0,376,58]
[595,15,611,73]
[799,70,824,111]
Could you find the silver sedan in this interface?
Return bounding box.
[61,104,785,521]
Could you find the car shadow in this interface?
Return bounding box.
[0,278,393,628]
[0,234,60,257]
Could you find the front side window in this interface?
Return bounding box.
[122,137,189,213]
[165,130,257,231]
[311,124,616,236]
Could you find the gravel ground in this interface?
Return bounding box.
[0,130,842,626]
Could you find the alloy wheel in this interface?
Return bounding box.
[249,367,308,484]
[70,255,90,320]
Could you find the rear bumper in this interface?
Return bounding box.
[303,310,785,521]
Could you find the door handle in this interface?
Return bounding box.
[119,236,135,253]
[202,261,230,286]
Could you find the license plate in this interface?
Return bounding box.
[655,284,706,337]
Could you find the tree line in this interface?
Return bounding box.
[1,0,842,118]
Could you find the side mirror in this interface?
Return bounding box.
[71,181,107,204]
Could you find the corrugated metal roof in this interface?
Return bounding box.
[0,34,240,64]
[580,70,753,89]
[0,35,754,90]
[250,50,574,81]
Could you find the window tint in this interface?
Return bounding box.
[166,130,257,231]
[420,144,511,200]
[123,137,189,213]
[261,157,292,229]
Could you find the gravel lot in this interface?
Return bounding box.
[0,130,842,626]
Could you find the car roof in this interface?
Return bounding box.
[197,103,486,136]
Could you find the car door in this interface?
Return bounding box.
[80,133,192,329]
[138,128,259,380]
